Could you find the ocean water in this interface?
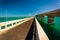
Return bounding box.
[0,17,28,22]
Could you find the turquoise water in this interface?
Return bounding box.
[36,16,60,40]
[54,16,60,32]
[43,16,48,23]
[0,17,28,22]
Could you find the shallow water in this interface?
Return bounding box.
[0,17,28,22]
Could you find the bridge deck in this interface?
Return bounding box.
[0,18,34,40]
[0,18,49,40]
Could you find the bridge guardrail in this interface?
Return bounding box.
[0,18,28,31]
[35,18,49,40]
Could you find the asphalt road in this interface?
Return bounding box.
[0,18,34,40]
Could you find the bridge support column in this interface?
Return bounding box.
[48,16,54,24]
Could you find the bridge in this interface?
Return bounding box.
[0,9,60,40]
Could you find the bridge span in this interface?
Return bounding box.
[0,17,49,40]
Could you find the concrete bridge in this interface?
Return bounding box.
[0,17,49,40]
[36,9,60,40]
[0,9,60,40]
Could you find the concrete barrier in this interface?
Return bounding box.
[35,18,49,40]
[0,18,31,31]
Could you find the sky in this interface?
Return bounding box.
[0,0,60,17]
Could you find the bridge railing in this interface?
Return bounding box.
[35,18,49,40]
[0,18,28,31]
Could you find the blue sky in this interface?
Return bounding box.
[0,0,60,17]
